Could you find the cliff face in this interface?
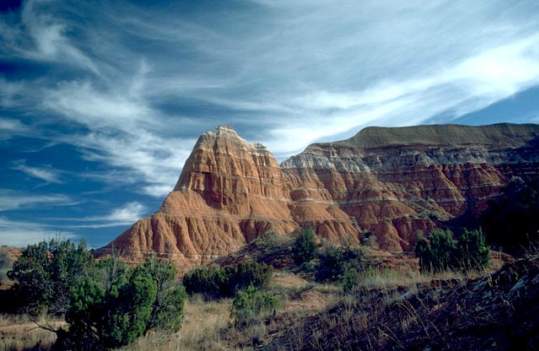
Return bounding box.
[106,126,298,267]
[103,124,539,267]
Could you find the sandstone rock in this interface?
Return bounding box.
[101,123,539,268]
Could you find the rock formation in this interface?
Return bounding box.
[102,123,539,267]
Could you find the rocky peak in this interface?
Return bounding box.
[103,123,539,269]
[174,126,283,197]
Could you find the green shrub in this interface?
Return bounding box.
[292,229,317,265]
[315,246,364,282]
[253,231,280,251]
[183,261,272,299]
[140,258,187,331]
[415,236,433,271]
[420,229,456,273]
[226,261,272,294]
[454,229,490,271]
[231,286,281,328]
[182,265,229,298]
[55,256,186,350]
[341,266,360,293]
[7,239,93,315]
[416,228,490,273]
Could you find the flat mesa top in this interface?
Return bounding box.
[336,123,539,149]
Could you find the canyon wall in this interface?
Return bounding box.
[102,124,539,267]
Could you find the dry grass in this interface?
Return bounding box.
[124,271,342,350]
[268,271,340,314]
[0,314,62,351]
[355,267,484,291]
[122,297,235,351]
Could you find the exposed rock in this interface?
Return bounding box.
[103,126,298,267]
[101,123,539,268]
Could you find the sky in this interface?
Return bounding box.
[1,0,539,247]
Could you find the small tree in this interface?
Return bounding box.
[140,257,187,331]
[341,266,360,293]
[416,228,490,273]
[226,261,272,294]
[315,246,364,282]
[183,266,229,298]
[454,229,490,271]
[56,256,186,350]
[292,229,317,265]
[231,286,280,328]
[183,261,272,298]
[8,239,93,315]
[415,236,433,272]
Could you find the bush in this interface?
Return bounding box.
[183,265,229,298]
[253,231,281,251]
[231,286,281,328]
[7,239,93,315]
[183,261,272,299]
[315,246,364,282]
[226,261,272,294]
[454,229,490,271]
[140,258,187,331]
[415,228,490,273]
[417,229,456,273]
[55,256,186,350]
[292,229,317,265]
[341,266,360,293]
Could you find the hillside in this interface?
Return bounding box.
[101,123,539,268]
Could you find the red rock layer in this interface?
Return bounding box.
[102,124,539,267]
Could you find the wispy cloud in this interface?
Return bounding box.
[15,0,99,74]
[0,118,27,133]
[0,217,76,247]
[0,189,74,211]
[104,201,146,223]
[11,160,63,184]
[1,0,539,195]
[46,201,147,228]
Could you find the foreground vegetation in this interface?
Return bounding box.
[2,216,535,350]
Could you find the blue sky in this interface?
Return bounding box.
[1,0,539,247]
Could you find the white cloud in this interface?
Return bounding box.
[44,81,153,130]
[106,202,146,222]
[0,190,74,211]
[45,201,147,227]
[0,79,25,107]
[0,118,27,133]
[0,217,76,247]
[262,33,539,154]
[11,161,63,184]
[2,0,539,195]
[18,0,99,74]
